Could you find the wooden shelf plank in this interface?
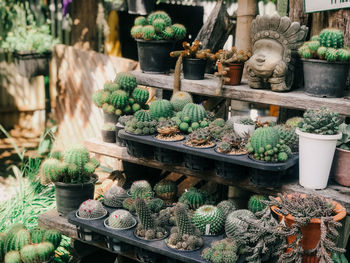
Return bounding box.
[84,138,350,213]
[132,71,350,116]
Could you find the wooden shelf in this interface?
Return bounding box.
[132,71,350,116]
[84,138,350,213]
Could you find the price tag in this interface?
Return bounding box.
[205,224,210,235]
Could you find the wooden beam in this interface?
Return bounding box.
[235,0,257,51]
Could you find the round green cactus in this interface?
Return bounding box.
[4,251,21,263]
[192,205,225,235]
[134,110,153,122]
[170,91,193,112]
[337,48,350,62]
[149,99,174,119]
[181,103,207,123]
[225,209,256,238]
[130,180,153,199]
[92,90,104,107]
[275,125,299,152]
[114,72,137,93]
[41,158,65,183]
[104,186,128,207]
[178,188,206,210]
[141,25,156,40]
[63,144,90,168]
[307,41,320,53]
[154,180,177,201]
[104,82,120,92]
[285,117,303,127]
[110,90,129,109]
[201,239,238,263]
[36,242,55,262]
[172,24,186,40]
[20,244,37,263]
[131,25,143,39]
[319,28,344,49]
[298,44,311,59]
[134,16,147,26]
[147,11,172,27]
[217,200,237,218]
[248,195,268,214]
[132,87,149,105]
[146,198,164,213]
[161,26,174,40]
[43,230,62,249]
[78,199,106,219]
[248,126,279,153]
[108,209,135,229]
[122,198,135,213]
[29,228,45,244]
[325,47,338,62]
[311,35,320,42]
[135,198,155,230]
[316,46,327,60]
[5,228,30,253]
[152,18,166,33]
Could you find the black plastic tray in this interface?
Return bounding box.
[119,130,298,171]
[68,206,223,263]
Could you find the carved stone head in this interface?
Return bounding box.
[245,14,308,91]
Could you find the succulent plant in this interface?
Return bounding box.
[5,227,31,253]
[130,25,143,39]
[186,127,212,147]
[170,91,193,112]
[337,123,350,150]
[29,228,45,244]
[108,209,135,229]
[43,230,62,249]
[0,232,7,261]
[299,107,341,135]
[147,11,172,27]
[171,23,187,40]
[122,198,136,213]
[285,117,303,127]
[237,118,255,125]
[159,206,177,226]
[154,180,177,202]
[114,72,137,94]
[118,115,133,126]
[104,186,128,207]
[20,244,37,263]
[225,209,256,238]
[149,99,174,119]
[141,25,155,40]
[134,16,147,26]
[146,198,164,213]
[78,199,106,219]
[181,103,207,124]
[178,187,211,210]
[130,180,153,199]
[156,119,180,137]
[201,238,239,263]
[125,116,157,135]
[40,158,66,183]
[247,195,268,214]
[36,242,55,262]
[192,205,225,235]
[217,200,237,218]
[170,40,213,61]
[336,48,350,62]
[132,87,149,105]
[319,28,344,49]
[4,251,21,263]
[217,132,248,154]
[274,125,299,152]
[110,90,129,109]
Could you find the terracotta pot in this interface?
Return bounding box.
[217,63,244,85]
[333,148,350,186]
[271,194,346,263]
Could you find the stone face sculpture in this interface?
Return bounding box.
[245,15,308,92]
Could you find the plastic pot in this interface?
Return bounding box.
[125,140,154,159]
[77,226,102,242]
[183,58,206,80]
[215,161,246,180]
[115,123,126,147]
[333,148,350,186]
[154,147,183,164]
[184,154,214,172]
[101,130,116,143]
[234,122,255,138]
[302,58,349,98]
[218,63,244,85]
[14,51,51,78]
[54,175,97,217]
[127,0,154,15]
[136,39,175,74]
[271,194,346,262]
[103,112,119,124]
[296,128,341,189]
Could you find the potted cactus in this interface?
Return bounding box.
[296,107,342,189]
[155,119,183,142]
[233,117,256,138]
[154,180,177,204]
[185,127,215,148]
[216,133,248,156]
[201,238,240,263]
[116,115,134,147]
[192,205,225,235]
[178,187,212,210]
[104,209,137,230]
[130,11,186,73]
[103,185,128,207]
[298,28,350,98]
[40,145,100,216]
[101,123,116,143]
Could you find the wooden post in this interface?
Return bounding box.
[235,0,257,51]
[328,9,350,46]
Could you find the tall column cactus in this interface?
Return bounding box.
[135,198,155,230]
[174,203,194,236]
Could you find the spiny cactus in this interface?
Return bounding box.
[275,125,299,152]
[298,45,311,59]
[147,11,172,27]
[122,198,136,213]
[134,110,152,122]
[337,48,350,62]
[170,91,193,112]
[156,119,180,138]
[149,99,174,119]
[174,203,193,235]
[63,144,89,168]
[146,198,164,213]
[132,87,149,105]
[171,23,187,40]
[325,47,338,62]
[131,25,143,39]
[181,103,207,123]
[43,230,61,249]
[319,28,344,49]
[178,188,210,210]
[110,90,129,109]
[125,116,157,135]
[161,26,174,40]
[114,72,137,94]
[201,238,239,263]
[225,209,256,238]
[248,195,268,214]
[154,180,177,202]
[5,228,31,253]
[36,242,55,262]
[141,25,155,40]
[4,251,21,263]
[40,158,65,183]
[20,244,37,263]
[186,127,212,147]
[153,18,166,33]
[237,117,255,125]
[192,205,225,235]
[0,232,7,261]
[78,199,106,219]
[104,186,128,207]
[29,228,45,244]
[317,46,328,59]
[285,117,303,127]
[104,82,120,93]
[134,16,147,26]
[299,107,341,135]
[92,90,104,107]
[217,200,237,218]
[130,180,153,199]
[108,209,135,229]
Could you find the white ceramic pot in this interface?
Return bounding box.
[234,122,255,138]
[296,128,342,189]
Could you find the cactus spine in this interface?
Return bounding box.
[170,91,193,112]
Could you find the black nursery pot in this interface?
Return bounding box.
[302,58,349,98]
[183,58,207,80]
[127,0,155,15]
[215,161,246,180]
[103,112,119,124]
[54,175,97,217]
[154,147,183,164]
[184,154,214,172]
[136,40,175,74]
[125,140,154,159]
[14,51,51,78]
[115,123,126,147]
[101,130,116,143]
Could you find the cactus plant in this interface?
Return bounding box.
[170,91,193,112]
[181,103,207,123]
[114,72,137,94]
[285,117,303,127]
[78,199,107,219]
[201,238,239,263]
[122,198,136,213]
[130,25,143,39]
[110,90,129,109]
[248,195,268,214]
[161,26,174,40]
[192,205,225,235]
[0,232,7,261]
[319,28,344,49]
[171,24,187,40]
[146,198,164,213]
[152,18,166,33]
[237,118,255,125]
[147,11,172,27]
[133,110,153,122]
[299,107,341,135]
[29,228,45,244]
[217,200,237,218]
[225,209,256,238]
[175,203,195,235]
[125,116,157,135]
[217,132,248,155]
[104,186,128,207]
[134,16,147,26]
[275,125,299,152]
[130,180,153,199]
[186,127,213,147]
[132,87,149,105]
[43,230,61,249]
[156,119,181,138]
[20,244,37,263]
[36,242,55,262]
[154,180,177,202]
[4,251,21,263]
[107,210,136,229]
[5,228,31,253]
[178,187,210,210]
[149,99,174,119]
[337,48,350,62]
[141,25,156,40]
[40,158,65,183]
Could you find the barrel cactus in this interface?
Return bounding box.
[36,242,55,262]
[132,87,149,106]
[40,158,65,183]
[122,198,136,213]
[114,72,137,94]
[217,200,237,218]
[146,198,164,213]
[225,209,256,238]
[162,26,174,40]
[0,233,7,261]
[181,103,207,123]
[170,91,193,112]
[20,244,37,263]
[130,25,143,39]
[4,251,21,263]
[178,188,208,210]
[125,116,157,135]
[201,238,239,263]
[110,90,129,109]
[130,180,153,199]
[5,228,30,253]
[153,18,166,33]
[134,16,147,26]
[275,125,299,152]
[154,180,177,202]
[104,186,128,207]
[42,230,62,249]
[149,99,174,119]
[172,23,187,40]
[285,117,303,127]
[78,199,106,219]
[147,11,172,27]
[141,25,156,40]
[319,28,344,49]
[325,47,338,62]
[29,228,45,244]
[248,195,268,214]
[108,210,135,229]
[192,205,225,235]
[134,110,153,122]
[337,48,350,62]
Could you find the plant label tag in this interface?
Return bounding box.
[205,224,210,235]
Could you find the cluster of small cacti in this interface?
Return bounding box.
[185,127,213,147]
[159,206,177,226]
[170,91,193,112]
[167,203,203,251]
[246,127,292,162]
[192,205,225,235]
[208,118,233,142]
[274,125,299,152]
[134,198,167,240]
[130,11,186,41]
[298,28,350,62]
[212,47,252,66]
[217,132,248,154]
[40,145,99,184]
[93,72,147,116]
[154,180,177,203]
[103,186,128,207]
[247,195,268,214]
[299,107,341,135]
[156,119,181,138]
[107,209,135,229]
[217,200,237,218]
[237,118,255,125]
[178,187,212,210]
[118,115,134,126]
[125,110,157,135]
[78,199,107,219]
[122,197,164,213]
[1,224,61,263]
[130,180,153,199]
[170,40,213,60]
[201,238,239,263]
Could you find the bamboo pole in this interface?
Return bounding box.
[235,0,257,51]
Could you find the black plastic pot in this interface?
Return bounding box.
[154,147,183,164]
[127,0,155,15]
[136,40,175,74]
[184,154,214,172]
[125,140,154,159]
[116,123,126,147]
[215,161,246,180]
[103,112,119,124]
[14,51,51,78]
[302,58,349,98]
[101,130,116,143]
[183,58,207,80]
[77,226,102,242]
[54,175,97,217]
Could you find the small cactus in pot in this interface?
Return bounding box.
[185,127,214,148]
[129,180,153,199]
[192,205,225,235]
[247,195,268,214]
[155,119,183,141]
[106,209,136,229]
[104,186,128,208]
[154,180,177,203]
[78,199,107,219]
